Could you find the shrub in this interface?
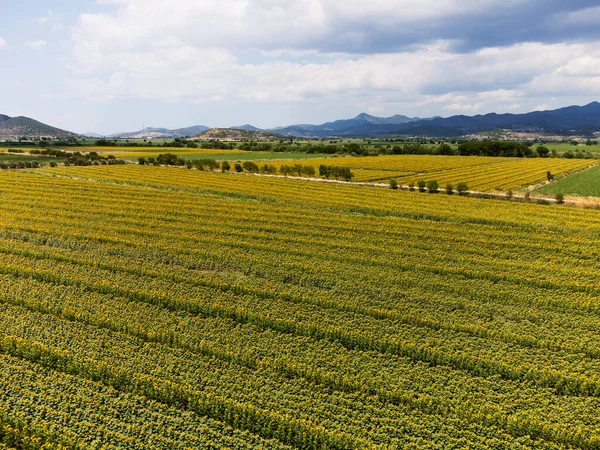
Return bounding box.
[221,161,230,172]
[456,183,469,195]
[524,191,531,202]
[234,163,243,172]
[445,183,454,195]
[546,171,554,181]
[408,182,415,192]
[438,143,455,155]
[242,161,260,173]
[301,165,316,177]
[280,165,292,176]
[506,189,513,200]
[536,146,550,157]
[138,157,146,165]
[319,165,330,178]
[556,193,565,204]
[427,180,439,193]
[291,164,304,176]
[261,164,277,175]
[389,179,399,190]
[418,180,427,192]
[49,161,57,167]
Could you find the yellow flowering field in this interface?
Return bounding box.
[1,165,600,448]
[267,154,595,189]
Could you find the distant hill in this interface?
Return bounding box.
[274,113,421,137]
[272,103,600,138]
[232,124,263,131]
[110,125,210,139]
[0,115,79,139]
[83,132,104,138]
[195,128,281,141]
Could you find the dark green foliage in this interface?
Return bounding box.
[427,180,439,193]
[458,142,532,157]
[301,165,316,177]
[261,164,278,175]
[242,161,260,173]
[438,144,455,155]
[456,183,469,195]
[536,146,550,157]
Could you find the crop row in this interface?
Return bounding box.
[1,168,600,447]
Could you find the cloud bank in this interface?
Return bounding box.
[68,0,600,119]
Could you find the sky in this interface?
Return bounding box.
[1,1,600,134]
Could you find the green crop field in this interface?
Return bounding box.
[2,165,600,448]
[536,164,600,197]
[0,153,55,162]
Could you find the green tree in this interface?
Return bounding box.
[389,179,399,190]
[536,146,550,157]
[301,165,316,177]
[438,143,454,155]
[418,180,427,192]
[456,182,469,195]
[292,164,304,176]
[221,161,231,172]
[445,183,454,195]
[427,180,439,193]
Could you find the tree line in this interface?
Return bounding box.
[139,154,354,180]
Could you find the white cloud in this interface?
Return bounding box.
[73,0,521,58]
[26,40,47,51]
[66,1,600,120]
[0,37,6,49]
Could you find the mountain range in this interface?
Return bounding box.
[270,103,600,137]
[4,102,600,140]
[0,115,79,140]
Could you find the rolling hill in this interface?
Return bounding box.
[0,115,79,139]
[195,128,282,141]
